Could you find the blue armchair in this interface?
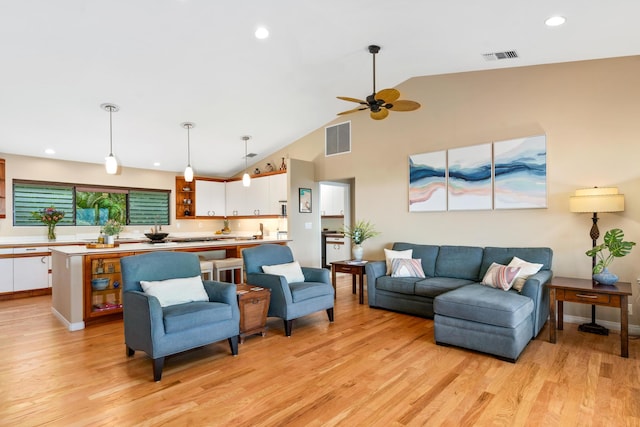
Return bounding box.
[120,251,240,381]
[243,244,334,336]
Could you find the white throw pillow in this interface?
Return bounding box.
[262,261,305,283]
[140,275,209,307]
[481,262,521,291]
[384,248,413,275]
[508,256,544,292]
[391,258,426,278]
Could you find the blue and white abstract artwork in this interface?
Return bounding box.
[409,150,447,212]
[448,143,492,211]
[494,135,547,209]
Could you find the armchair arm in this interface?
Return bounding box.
[123,290,165,355]
[302,266,330,284]
[203,280,240,321]
[246,272,292,318]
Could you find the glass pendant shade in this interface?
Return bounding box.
[242,135,251,187]
[242,172,251,187]
[105,154,118,174]
[184,165,194,182]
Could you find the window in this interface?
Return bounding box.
[13,180,170,226]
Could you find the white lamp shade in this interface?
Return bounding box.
[105,154,118,174]
[184,165,194,182]
[569,187,624,213]
[242,172,251,187]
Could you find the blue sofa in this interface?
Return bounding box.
[365,243,553,361]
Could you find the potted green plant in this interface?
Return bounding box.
[102,219,124,244]
[585,228,635,285]
[342,219,380,261]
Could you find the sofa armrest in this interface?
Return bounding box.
[520,269,553,337]
[302,266,330,284]
[365,261,387,306]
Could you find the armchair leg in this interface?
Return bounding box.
[152,357,165,382]
[284,319,293,337]
[228,336,239,355]
[126,346,135,357]
[327,308,334,322]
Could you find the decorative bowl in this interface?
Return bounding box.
[91,278,110,290]
[145,232,169,242]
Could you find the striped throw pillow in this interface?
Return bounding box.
[481,262,521,291]
[391,258,426,278]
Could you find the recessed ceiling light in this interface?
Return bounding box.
[45,148,55,155]
[545,16,566,27]
[255,26,269,40]
[153,162,161,167]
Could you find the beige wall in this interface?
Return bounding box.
[268,56,640,325]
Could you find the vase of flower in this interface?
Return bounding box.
[342,219,380,262]
[32,206,65,241]
[102,219,124,244]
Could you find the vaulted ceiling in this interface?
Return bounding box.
[1,1,639,177]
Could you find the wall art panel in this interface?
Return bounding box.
[409,150,447,212]
[447,143,493,211]
[494,135,547,209]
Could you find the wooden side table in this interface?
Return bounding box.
[548,276,632,357]
[236,284,271,343]
[331,260,367,304]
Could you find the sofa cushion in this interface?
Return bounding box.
[481,262,521,291]
[163,301,233,333]
[392,243,439,277]
[391,258,426,278]
[414,277,476,298]
[508,256,544,292]
[434,245,484,280]
[376,275,418,295]
[384,248,413,275]
[434,284,534,329]
[289,282,334,302]
[140,275,209,307]
[480,247,552,279]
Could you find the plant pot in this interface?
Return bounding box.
[47,224,56,241]
[106,235,115,245]
[352,244,364,261]
[593,268,619,285]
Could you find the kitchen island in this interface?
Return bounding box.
[51,238,289,331]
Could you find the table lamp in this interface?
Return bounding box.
[569,186,625,335]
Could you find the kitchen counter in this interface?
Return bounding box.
[51,237,290,331]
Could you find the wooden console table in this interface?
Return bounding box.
[331,260,367,304]
[548,276,631,357]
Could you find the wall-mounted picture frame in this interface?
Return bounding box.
[299,188,312,213]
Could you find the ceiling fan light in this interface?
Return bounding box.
[184,165,194,182]
[242,172,251,187]
[105,154,118,174]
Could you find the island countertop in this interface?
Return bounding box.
[49,237,289,256]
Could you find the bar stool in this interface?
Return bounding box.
[199,260,214,280]
[212,258,243,284]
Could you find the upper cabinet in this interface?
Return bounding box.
[176,172,287,220]
[320,183,345,217]
[195,179,226,217]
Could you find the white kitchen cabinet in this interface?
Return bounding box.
[245,175,270,215]
[326,236,349,264]
[268,173,287,215]
[225,180,246,216]
[195,179,226,217]
[0,249,13,293]
[13,247,50,291]
[320,183,345,216]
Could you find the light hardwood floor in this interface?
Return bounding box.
[2,275,640,426]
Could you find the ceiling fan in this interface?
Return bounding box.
[337,45,421,120]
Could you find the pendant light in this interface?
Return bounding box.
[101,103,119,174]
[182,122,195,182]
[242,135,251,187]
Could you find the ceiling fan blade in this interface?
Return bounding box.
[337,96,367,105]
[388,100,421,111]
[338,106,368,116]
[370,109,389,120]
[375,88,400,103]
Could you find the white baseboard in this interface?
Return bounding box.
[51,307,85,331]
[561,314,640,335]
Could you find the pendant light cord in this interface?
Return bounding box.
[108,106,114,156]
[187,124,191,167]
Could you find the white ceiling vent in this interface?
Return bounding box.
[325,121,351,157]
[482,50,519,61]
